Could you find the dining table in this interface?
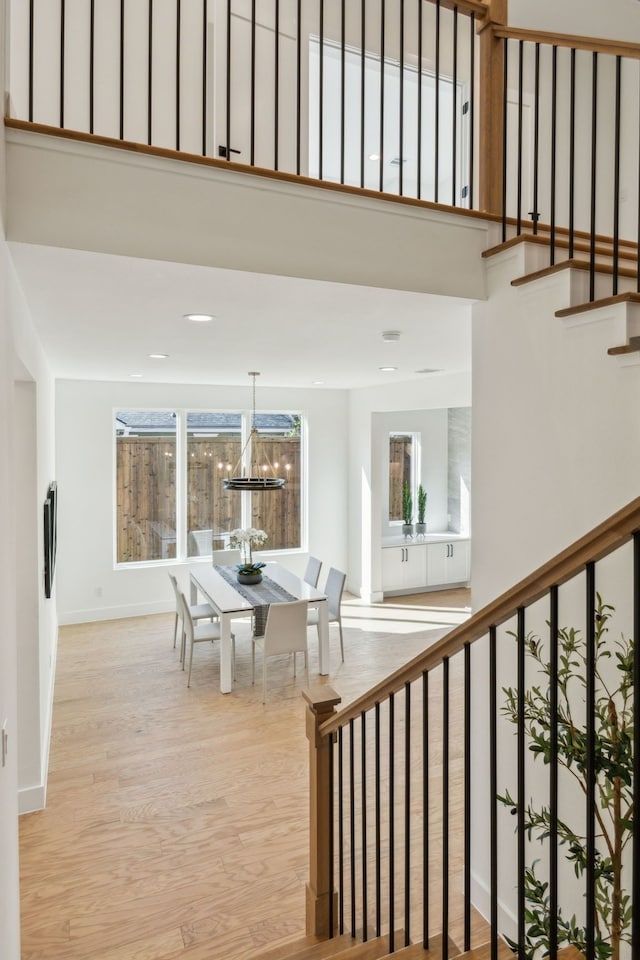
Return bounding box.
[190,561,330,693]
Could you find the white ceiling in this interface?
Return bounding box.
[8,242,473,390]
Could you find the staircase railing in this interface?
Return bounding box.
[10,0,487,209]
[305,497,640,958]
[489,25,640,302]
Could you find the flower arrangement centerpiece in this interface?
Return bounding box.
[229,527,268,584]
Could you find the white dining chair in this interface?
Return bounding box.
[178,589,235,688]
[211,548,242,566]
[303,555,322,588]
[251,599,309,703]
[168,572,216,663]
[308,567,346,662]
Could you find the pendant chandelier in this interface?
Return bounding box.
[223,372,286,491]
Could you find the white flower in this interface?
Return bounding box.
[229,527,268,548]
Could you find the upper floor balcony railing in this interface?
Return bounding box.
[7,1,640,300]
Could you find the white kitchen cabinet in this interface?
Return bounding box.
[426,539,470,586]
[381,543,428,592]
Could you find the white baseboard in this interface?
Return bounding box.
[469,867,517,944]
[58,600,174,625]
[19,784,46,815]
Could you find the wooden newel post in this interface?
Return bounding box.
[303,686,342,938]
[478,0,508,216]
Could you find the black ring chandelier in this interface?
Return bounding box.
[223,372,286,491]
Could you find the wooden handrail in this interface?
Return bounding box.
[320,496,640,737]
[424,0,488,17]
[493,24,640,61]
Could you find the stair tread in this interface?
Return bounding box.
[247,934,358,960]
[511,257,639,287]
[484,233,638,261]
[555,291,640,318]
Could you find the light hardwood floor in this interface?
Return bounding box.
[19,589,471,960]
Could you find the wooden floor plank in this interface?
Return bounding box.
[20,591,470,960]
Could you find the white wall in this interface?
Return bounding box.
[509,0,640,43]
[55,379,348,623]
[0,135,21,960]
[469,240,640,935]
[348,372,471,602]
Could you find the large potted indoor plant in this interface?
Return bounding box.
[402,482,413,538]
[415,484,427,536]
[229,527,268,584]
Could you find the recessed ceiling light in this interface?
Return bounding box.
[312,380,325,385]
[184,313,216,322]
[369,153,380,161]
[129,373,143,378]
[415,368,442,374]
[149,353,169,359]
[379,366,397,372]
[382,330,401,342]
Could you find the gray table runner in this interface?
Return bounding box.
[215,565,297,635]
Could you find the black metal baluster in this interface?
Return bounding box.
[550,45,557,265]
[360,0,365,189]
[389,692,395,954]
[464,643,471,952]
[338,725,344,934]
[225,0,231,161]
[274,0,279,170]
[404,682,411,946]
[329,732,335,939]
[148,0,153,145]
[399,0,405,196]
[569,47,576,257]
[516,39,523,234]
[613,55,622,296]
[532,42,539,234]
[119,0,125,139]
[375,701,381,936]
[296,0,301,175]
[633,533,640,954]
[489,627,498,960]
[60,0,65,128]
[517,607,526,955]
[201,0,207,155]
[90,0,95,133]
[589,52,598,302]
[176,0,181,150]
[585,563,596,960]
[349,718,356,936]
[451,4,457,206]
[422,670,430,948]
[442,658,449,959]
[361,711,368,941]
[417,0,423,200]
[379,0,385,193]
[340,0,345,185]
[468,12,475,209]
[28,0,34,122]
[250,0,255,165]
[501,38,508,242]
[434,0,440,203]
[549,586,559,960]
[319,0,324,181]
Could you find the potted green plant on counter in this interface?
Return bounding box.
[416,485,427,536]
[402,482,413,538]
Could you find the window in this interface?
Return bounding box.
[388,432,419,523]
[115,410,177,563]
[115,409,303,564]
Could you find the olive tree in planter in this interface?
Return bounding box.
[498,594,633,960]
[416,485,427,536]
[402,482,413,538]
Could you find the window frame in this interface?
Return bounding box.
[113,406,306,567]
